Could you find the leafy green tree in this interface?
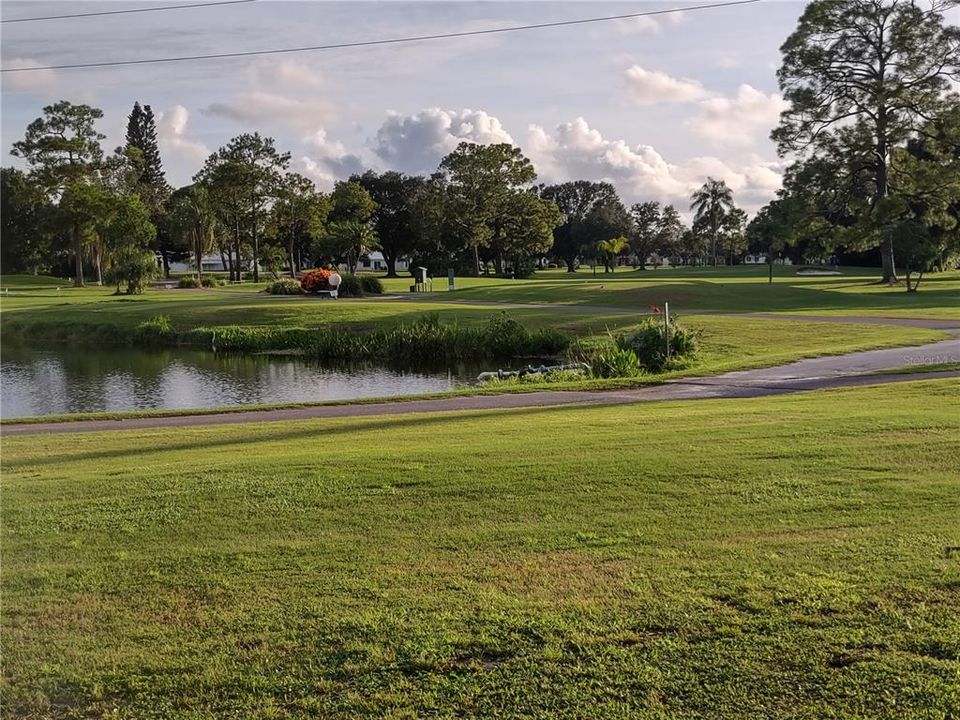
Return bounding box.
[655,205,686,265]
[773,0,960,283]
[330,180,376,223]
[1,167,56,274]
[407,173,476,275]
[720,207,748,265]
[499,191,562,276]
[541,181,624,272]
[195,133,290,282]
[270,173,329,277]
[630,201,662,270]
[320,180,378,272]
[690,178,734,267]
[11,101,106,286]
[99,193,157,293]
[438,142,537,275]
[351,170,424,277]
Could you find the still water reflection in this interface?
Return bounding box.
[1,343,476,418]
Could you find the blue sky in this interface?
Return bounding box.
[1,1,813,212]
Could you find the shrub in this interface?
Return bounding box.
[301,268,332,294]
[134,315,175,345]
[201,277,225,288]
[572,340,644,378]
[530,327,571,356]
[178,277,201,288]
[336,273,364,298]
[106,250,157,294]
[266,279,303,295]
[359,275,384,295]
[616,317,699,372]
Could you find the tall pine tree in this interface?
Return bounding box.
[126,101,180,275]
[125,102,168,202]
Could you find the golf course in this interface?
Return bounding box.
[2,265,959,718]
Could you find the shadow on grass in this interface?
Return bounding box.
[3,403,588,470]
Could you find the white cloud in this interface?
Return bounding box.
[526,117,781,213]
[624,65,707,104]
[614,16,661,34]
[717,53,741,69]
[372,108,514,173]
[202,58,331,133]
[204,91,332,133]
[688,84,787,146]
[2,58,58,95]
[247,58,324,90]
[157,105,209,174]
[294,128,365,189]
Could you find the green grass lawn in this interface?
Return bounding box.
[2,379,958,718]
[1,266,954,419]
[427,266,960,316]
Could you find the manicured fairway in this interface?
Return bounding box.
[1,268,952,391]
[2,379,958,718]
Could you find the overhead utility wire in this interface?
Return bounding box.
[1,0,761,73]
[1,0,256,24]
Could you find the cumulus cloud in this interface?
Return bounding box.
[526,117,781,212]
[372,108,514,173]
[624,65,707,104]
[688,84,787,146]
[157,105,209,163]
[294,128,365,189]
[2,58,58,95]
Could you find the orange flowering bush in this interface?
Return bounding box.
[300,268,332,294]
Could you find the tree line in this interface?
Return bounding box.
[748,0,960,291]
[3,100,748,288]
[7,0,955,290]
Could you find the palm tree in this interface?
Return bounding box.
[690,178,734,267]
[598,236,629,273]
[326,220,379,274]
[169,184,216,281]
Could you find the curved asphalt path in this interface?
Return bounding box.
[3,315,957,436]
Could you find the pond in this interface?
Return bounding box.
[0,343,484,418]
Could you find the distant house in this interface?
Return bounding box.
[354,252,409,274]
[168,254,234,273]
[744,254,793,265]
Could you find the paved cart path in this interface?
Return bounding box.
[4,333,957,436]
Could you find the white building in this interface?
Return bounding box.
[355,252,409,273]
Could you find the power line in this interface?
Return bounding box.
[1,0,761,73]
[1,0,256,24]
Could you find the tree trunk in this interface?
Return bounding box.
[195,231,203,282]
[289,236,297,279]
[385,253,398,278]
[161,252,171,279]
[73,224,84,287]
[565,258,576,272]
[473,245,481,276]
[880,234,897,284]
[233,217,241,282]
[95,250,102,286]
